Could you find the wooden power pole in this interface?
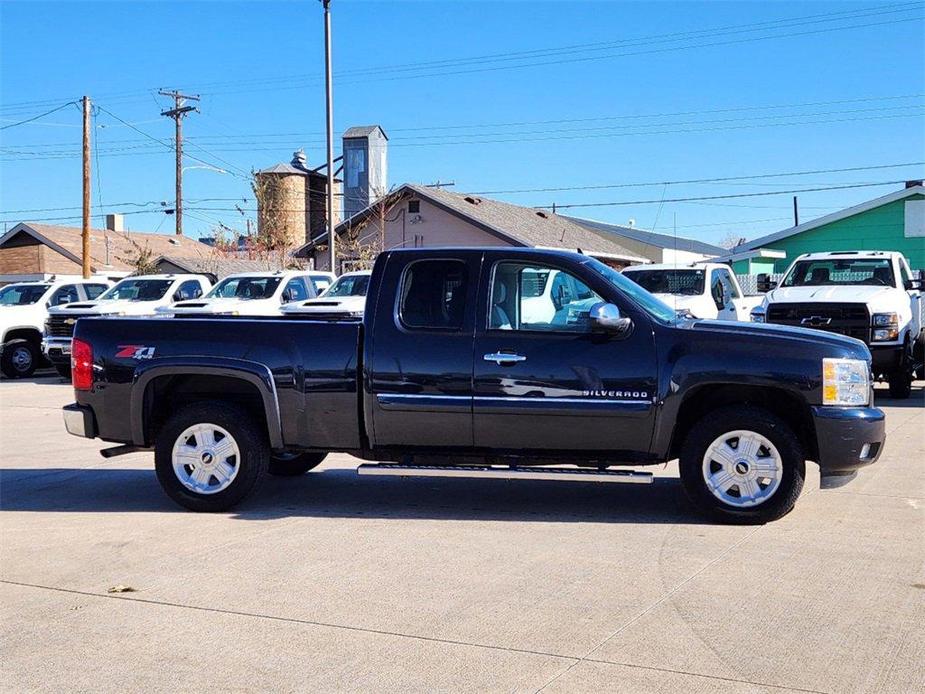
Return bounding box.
[159,90,199,235]
[81,96,91,279]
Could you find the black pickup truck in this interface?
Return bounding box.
[63,248,886,523]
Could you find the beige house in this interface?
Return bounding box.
[295,184,648,272]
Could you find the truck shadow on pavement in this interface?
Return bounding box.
[0,467,703,524]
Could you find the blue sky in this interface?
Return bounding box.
[1,0,923,245]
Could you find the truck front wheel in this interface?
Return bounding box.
[155,402,269,512]
[269,451,327,476]
[1,339,39,379]
[679,406,805,524]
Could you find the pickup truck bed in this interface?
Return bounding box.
[64,247,886,524]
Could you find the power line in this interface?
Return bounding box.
[538,180,914,209]
[0,101,77,130]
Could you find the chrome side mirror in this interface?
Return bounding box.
[589,302,633,336]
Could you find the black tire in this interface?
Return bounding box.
[1,339,39,379]
[679,405,805,525]
[888,370,912,399]
[54,364,72,379]
[154,401,269,512]
[268,451,327,476]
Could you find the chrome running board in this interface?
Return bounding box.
[356,464,653,484]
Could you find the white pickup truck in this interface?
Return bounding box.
[751,251,924,398]
[160,270,332,317]
[281,270,371,318]
[622,262,762,321]
[43,274,211,377]
[0,277,113,378]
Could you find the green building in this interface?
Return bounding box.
[729,183,925,273]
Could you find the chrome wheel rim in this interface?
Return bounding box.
[701,430,782,508]
[12,346,32,371]
[171,423,240,495]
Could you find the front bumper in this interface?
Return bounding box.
[63,403,97,439]
[42,337,73,365]
[870,344,903,375]
[812,405,885,487]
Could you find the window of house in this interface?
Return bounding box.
[408,200,421,214]
[399,260,468,330]
[489,262,603,332]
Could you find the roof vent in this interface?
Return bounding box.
[291,149,308,171]
[535,211,549,219]
[168,238,180,245]
[464,196,481,205]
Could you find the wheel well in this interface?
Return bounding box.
[3,328,42,346]
[143,374,270,446]
[669,384,818,461]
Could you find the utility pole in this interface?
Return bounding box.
[159,90,199,235]
[322,0,336,273]
[792,195,799,227]
[81,96,91,279]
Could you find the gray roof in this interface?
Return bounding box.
[342,125,388,140]
[155,255,275,279]
[298,184,647,262]
[256,162,309,176]
[566,216,726,255]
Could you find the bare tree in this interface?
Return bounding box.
[117,237,159,275]
[716,231,746,250]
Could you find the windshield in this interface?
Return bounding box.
[782,258,895,287]
[583,258,677,324]
[207,276,282,300]
[0,283,50,306]
[624,269,705,296]
[324,274,370,298]
[100,279,173,301]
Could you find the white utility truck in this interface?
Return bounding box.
[622,262,761,321]
[281,270,371,318]
[43,274,211,377]
[751,251,924,398]
[0,276,112,378]
[160,270,322,317]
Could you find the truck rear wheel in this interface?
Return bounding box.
[154,402,269,512]
[679,406,805,524]
[269,451,327,476]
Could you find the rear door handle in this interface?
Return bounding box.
[484,352,527,365]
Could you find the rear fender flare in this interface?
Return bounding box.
[130,357,284,449]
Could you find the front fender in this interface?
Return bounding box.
[130,356,284,449]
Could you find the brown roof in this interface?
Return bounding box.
[298,184,646,262]
[6,223,213,272]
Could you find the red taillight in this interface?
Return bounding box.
[72,338,93,391]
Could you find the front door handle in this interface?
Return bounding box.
[484,352,527,365]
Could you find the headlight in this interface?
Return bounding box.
[822,358,869,406]
[872,312,897,327]
[872,328,899,341]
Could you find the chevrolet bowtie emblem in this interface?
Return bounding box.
[801,316,831,327]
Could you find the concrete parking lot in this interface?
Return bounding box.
[1,374,923,693]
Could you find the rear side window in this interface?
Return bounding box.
[282,278,310,302]
[399,260,468,330]
[175,280,204,301]
[84,284,109,299]
[50,284,80,306]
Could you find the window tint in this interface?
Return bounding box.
[175,280,203,301]
[399,260,468,330]
[84,284,109,300]
[282,278,310,302]
[490,263,603,332]
[50,284,80,306]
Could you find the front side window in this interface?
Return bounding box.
[716,269,741,299]
[490,262,603,333]
[175,280,203,301]
[50,284,80,306]
[710,273,725,310]
[399,260,468,330]
[0,283,50,305]
[100,279,173,302]
[782,258,895,287]
[325,274,370,298]
[207,276,282,300]
[282,278,309,302]
[84,284,109,300]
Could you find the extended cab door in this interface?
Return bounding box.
[472,253,658,456]
[366,251,481,448]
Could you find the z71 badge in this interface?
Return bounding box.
[115,345,156,360]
